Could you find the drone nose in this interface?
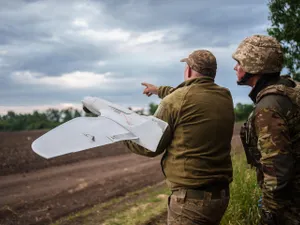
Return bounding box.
[82,96,96,107]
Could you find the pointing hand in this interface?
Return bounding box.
[141,82,158,97]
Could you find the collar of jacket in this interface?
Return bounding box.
[175,76,215,89]
[248,75,292,103]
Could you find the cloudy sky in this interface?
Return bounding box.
[0,0,276,114]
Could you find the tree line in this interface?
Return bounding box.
[0,108,82,131]
[0,103,253,131]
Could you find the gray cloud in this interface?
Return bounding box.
[0,0,270,113]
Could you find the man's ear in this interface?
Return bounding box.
[187,66,192,78]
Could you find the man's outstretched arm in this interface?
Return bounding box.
[141,82,175,99]
[157,86,175,99]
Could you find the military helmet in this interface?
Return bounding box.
[232,34,284,74]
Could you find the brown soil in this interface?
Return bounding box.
[0,130,164,225]
[0,130,130,176]
[0,153,165,225]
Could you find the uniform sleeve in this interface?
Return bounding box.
[123,100,175,157]
[158,86,175,99]
[254,108,295,212]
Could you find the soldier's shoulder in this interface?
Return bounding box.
[161,86,189,109]
[218,85,233,97]
[166,85,190,98]
[209,83,233,98]
[214,82,231,91]
[255,93,293,116]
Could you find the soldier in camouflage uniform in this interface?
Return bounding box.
[123,50,235,225]
[232,34,300,224]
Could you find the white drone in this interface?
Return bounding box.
[31,97,168,159]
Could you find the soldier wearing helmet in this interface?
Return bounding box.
[232,34,300,224]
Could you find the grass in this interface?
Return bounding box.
[221,153,261,225]
[101,188,170,225]
[51,182,171,225]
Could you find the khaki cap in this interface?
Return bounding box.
[180,50,217,77]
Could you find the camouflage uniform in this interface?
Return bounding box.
[124,50,235,225]
[233,35,300,224]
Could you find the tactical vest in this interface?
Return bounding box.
[256,78,300,106]
[240,77,300,173]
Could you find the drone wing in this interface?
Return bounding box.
[31,117,138,159]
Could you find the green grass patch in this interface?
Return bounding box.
[51,182,170,225]
[221,153,261,225]
[101,186,170,225]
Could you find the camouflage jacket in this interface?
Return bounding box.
[123,76,235,190]
[240,75,300,214]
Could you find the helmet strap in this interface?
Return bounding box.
[237,72,253,85]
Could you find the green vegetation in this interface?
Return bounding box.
[0,108,82,131]
[51,182,170,225]
[234,103,254,122]
[0,102,253,131]
[221,153,261,225]
[267,0,300,80]
[101,188,169,225]
[148,103,159,115]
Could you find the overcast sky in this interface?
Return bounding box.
[0,0,276,114]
